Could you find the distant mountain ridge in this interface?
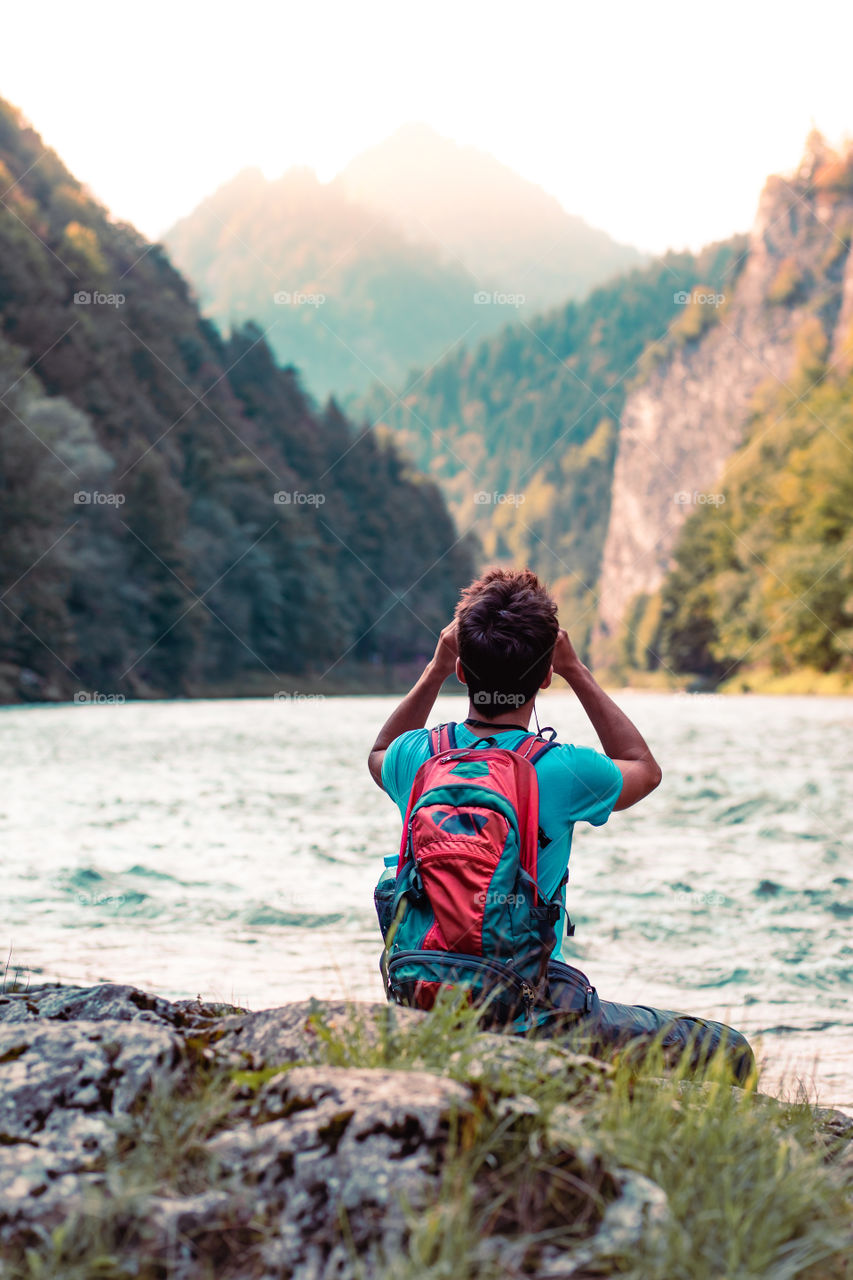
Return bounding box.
[339,122,644,310]
[162,125,643,400]
[163,163,488,399]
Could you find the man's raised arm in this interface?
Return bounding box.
[367,622,459,788]
[552,630,662,810]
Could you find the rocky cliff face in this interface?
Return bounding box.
[595,134,853,651]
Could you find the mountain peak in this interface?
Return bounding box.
[339,124,641,308]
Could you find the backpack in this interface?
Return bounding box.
[381,722,572,1031]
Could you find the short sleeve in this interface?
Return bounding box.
[380,728,430,816]
[548,745,623,826]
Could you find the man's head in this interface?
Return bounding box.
[454,567,559,719]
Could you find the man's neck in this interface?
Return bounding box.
[464,702,534,731]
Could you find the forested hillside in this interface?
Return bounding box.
[0,99,475,703]
[356,240,745,650]
[354,133,853,684]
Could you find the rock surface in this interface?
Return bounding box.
[1,980,849,1278]
[0,1016,183,1235]
[0,981,609,1276]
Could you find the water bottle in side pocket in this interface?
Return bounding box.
[374,854,398,939]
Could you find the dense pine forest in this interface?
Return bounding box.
[0,99,476,702]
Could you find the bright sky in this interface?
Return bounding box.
[4,0,853,254]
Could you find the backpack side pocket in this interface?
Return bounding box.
[542,959,598,1016]
[374,875,397,940]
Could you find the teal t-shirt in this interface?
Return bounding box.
[380,722,623,959]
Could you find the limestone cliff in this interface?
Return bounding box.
[595,133,853,653]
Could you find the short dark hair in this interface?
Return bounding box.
[454,567,558,719]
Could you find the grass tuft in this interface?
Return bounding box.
[308,997,852,1280]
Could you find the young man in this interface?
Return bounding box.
[368,567,754,1080]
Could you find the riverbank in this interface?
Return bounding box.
[0,978,850,1279]
[2,658,851,707]
[0,658,437,706]
[593,666,853,696]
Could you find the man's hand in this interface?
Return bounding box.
[431,619,459,680]
[551,626,662,810]
[551,628,583,681]
[367,620,459,789]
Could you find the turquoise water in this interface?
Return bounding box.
[1,691,851,1108]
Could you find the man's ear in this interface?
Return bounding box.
[455,657,466,685]
[540,665,553,691]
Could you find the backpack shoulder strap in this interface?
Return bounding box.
[427,722,457,756]
[516,732,558,766]
[514,733,559,851]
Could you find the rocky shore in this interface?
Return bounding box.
[1,981,851,1279]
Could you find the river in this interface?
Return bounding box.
[1,691,851,1109]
